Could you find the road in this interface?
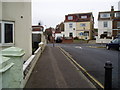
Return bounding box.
[25,46,96,88]
[53,43,119,88]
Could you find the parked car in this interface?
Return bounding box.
[56,36,62,43]
[106,38,120,50]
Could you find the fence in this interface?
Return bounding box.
[0,42,46,89]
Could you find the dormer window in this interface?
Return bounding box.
[100,13,110,18]
[81,16,87,19]
[115,12,120,17]
[68,16,73,20]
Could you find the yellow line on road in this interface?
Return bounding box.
[58,46,104,89]
[59,48,80,71]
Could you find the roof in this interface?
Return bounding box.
[68,12,92,15]
[64,12,93,22]
[98,10,120,20]
[32,25,44,31]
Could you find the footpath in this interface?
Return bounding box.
[25,45,97,89]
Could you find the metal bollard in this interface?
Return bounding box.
[104,61,113,90]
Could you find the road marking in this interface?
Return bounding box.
[75,46,82,49]
[58,46,104,89]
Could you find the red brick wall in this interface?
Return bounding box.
[62,37,73,43]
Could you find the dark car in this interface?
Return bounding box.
[56,37,62,43]
[106,38,120,50]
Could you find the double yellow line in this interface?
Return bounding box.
[58,46,104,89]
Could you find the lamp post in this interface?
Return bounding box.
[52,29,55,47]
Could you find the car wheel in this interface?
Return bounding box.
[106,46,110,50]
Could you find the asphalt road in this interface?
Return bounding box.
[25,46,96,88]
[54,43,120,88]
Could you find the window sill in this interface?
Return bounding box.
[0,43,14,47]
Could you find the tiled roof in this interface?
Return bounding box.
[64,12,93,22]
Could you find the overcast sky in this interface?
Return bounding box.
[32,0,120,28]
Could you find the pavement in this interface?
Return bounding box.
[25,45,97,89]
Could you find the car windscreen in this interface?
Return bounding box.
[112,39,120,43]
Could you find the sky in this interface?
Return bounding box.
[32,0,120,28]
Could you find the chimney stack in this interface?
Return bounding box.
[111,6,114,11]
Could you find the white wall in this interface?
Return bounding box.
[64,22,76,37]
[1,2,32,61]
[96,37,113,43]
[98,20,112,38]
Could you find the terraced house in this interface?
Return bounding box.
[96,6,120,43]
[64,12,94,40]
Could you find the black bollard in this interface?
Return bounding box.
[104,61,113,90]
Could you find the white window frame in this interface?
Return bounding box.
[100,13,110,18]
[69,23,73,28]
[0,21,14,46]
[103,21,108,28]
[0,21,1,43]
[115,12,120,18]
[68,16,73,20]
[81,16,87,19]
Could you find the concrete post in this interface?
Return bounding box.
[2,47,25,88]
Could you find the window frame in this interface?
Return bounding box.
[103,21,108,28]
[81,16,87,19]
[69,23,73,28]
[84,33,88,36]
[117,22,120,28]
[100,13,110,18]
[115,12,120,18]
[79,32,84,36]
[0,21,14,46]
[0,21,1,43]
[80,23,86,27]
[68,16,73,20]
[69,32,73,37]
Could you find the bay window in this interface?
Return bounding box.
[0,21,14,45]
